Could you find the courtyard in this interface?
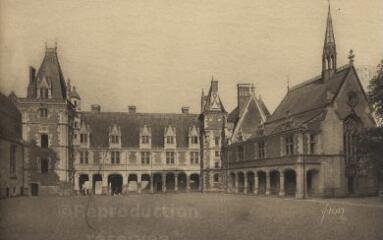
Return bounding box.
[1,193,382,240]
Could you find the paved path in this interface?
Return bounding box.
[1,193,382,240]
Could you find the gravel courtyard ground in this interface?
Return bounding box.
[1,193,382,240]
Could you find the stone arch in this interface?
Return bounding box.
[79,173,89,195]
[166,172,176,191]
[246,171,255,193]
[92,174,102,194]
[237,171,245,193]
[283,169,296,196]
[257,170,267,194]
[141,174,151,192]
[108,173,123,195]
[190,174,200,191]
[177,172,187,192]
[153,173,163,192]
[229,172,236,192]
[269,170,280,195]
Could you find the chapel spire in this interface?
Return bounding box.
[322,2,337,79]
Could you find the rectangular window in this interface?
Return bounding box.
[41,158,48,173]
[190,152,199,164]
[80,134,88,143]
[39,108,48,118]
[215,161,220,168]
[166,136,174,144]
[310,134,316,154]
[142,136,150,144]
[166,152,175,164]
[9,145,16,176]
[111,151,120,164]
[285,135,294,155]
[191,136,198,144]
[141,152,151,165]
[80,151,89,164]
[41,134,48,148]
[215,136,220,146]
[215,151,220,157]
[258,141,265,159]
[238,146,244,161]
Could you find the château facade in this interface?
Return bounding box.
[0,4,378,198]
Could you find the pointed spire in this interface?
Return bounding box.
[322,1,337,78]
[324,3,335,46]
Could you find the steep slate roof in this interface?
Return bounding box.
[203,80,226,113]
[228,96,270,125]
[81,112,200,148]
[267,64,352,123]
[28,47,67,99]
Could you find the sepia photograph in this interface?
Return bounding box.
[0,0,382,239]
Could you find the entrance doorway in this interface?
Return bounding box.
[108,174,123,195]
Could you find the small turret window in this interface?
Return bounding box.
[40,87,49,99]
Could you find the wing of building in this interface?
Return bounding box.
[222,5,377,198]
[3,4,378,198]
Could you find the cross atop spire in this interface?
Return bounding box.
[322,1,337,79]
[324,3,335,46]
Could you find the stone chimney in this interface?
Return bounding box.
[181,106,190,114]
[237,83,255,117]
[91,104,101,113]
[128,106,136,113]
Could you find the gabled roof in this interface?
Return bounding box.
[80,112,200,148]
[28,47,67,99]
[229,94,271,142]
[268,64,352,123]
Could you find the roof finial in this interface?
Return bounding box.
[54,39,58,49]
[348,49,355,64]
[211,74,214,81]
[45,41,48,49]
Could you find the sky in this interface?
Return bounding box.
[0,0,382,114]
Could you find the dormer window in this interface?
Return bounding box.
[167,136,174,144]
[80,133,88,143]
[191,136,198,144]
[142,136,150,144]
[111,135,119,144]
[108,124,121,147]
[164,126,176,148]
[188,126,199,147]
[140,125,151,148]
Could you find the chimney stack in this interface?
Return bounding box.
[237,83,255,117]
[181,106,190,114]
[128,106,136,113]
[91,104,101,113]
